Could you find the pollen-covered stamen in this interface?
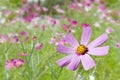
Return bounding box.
[76,45,88,55]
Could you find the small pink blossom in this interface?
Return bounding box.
[13,59,24,68]
[68,3,77,10]
[94,22,100,28]
[17,53,29,56]
[81,23,90,27]
[70,20,78,27]
[0,35,9,44]
[6,58,24,69]
[105,27,114,34]
[6,60,14,69]
[62,24,70,32]
[41,24,46,31]
[11,36,19,44]
[20,31,29,41]
[32,36,37,41]
[35,43,43,51]
[50,19,58,26]
[115,43,120,48]
[53,5,65,14]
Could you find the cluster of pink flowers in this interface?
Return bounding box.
[53,5,65,14]
[49,33,66,45]
[6,58,24,69]
[60,17,78,32]
[35,42,43,51]
[18,2,48,22]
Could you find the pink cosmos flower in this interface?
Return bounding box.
[0,35,9,44]
[41,24,46,31]
[53,5,65,14]
[70,20,78,27]
[49,33,66,45]
[115,43,120,48]
[105,27,114,34]
[20,31,29,41]
[57,24,109,71]
[13,59,24,68]
[35,43,43,51]
[68,3,77,10]
[6,60,14,69]
[11,36,19,44]
[17,53,29,57]
[94,22,100,28]
[6,59,24,69]
[62,24,70,32]
[32,36,37,41]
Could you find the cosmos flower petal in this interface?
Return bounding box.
[64,33,79,48]
[67,55,81,71]
[88,46,109,56]
[57,44,75,54]
[57,55,73,67]
[80,54,96,70]
[88,34,108,48]
[81,26,92,45]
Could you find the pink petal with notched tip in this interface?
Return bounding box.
[57,55,73,67]
[81,25,92,45]
[67,54,81,71]
[88,46,109,56]
[57,44,75,54]
[64,33,79,49]
[80,54,96,70]
[87,34,108,48]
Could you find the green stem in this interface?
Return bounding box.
[19,38,26,53]
[56,68,63,79]
[4,43,12,80]
[29,40,36,80]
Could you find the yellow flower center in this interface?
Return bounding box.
[76,45,88,55]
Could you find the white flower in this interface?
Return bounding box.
[89,75,95,80]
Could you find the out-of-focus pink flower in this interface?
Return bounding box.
[6,58,24,69]
[115,43,120,48]
[94,22,100,28]
[8,32,19,44]
[53,5,59,9]
[49,38,56,44]
[84,1,93,12]
[11,36,19,44]
[35,43,43,51]
[53,5,65,14]
[58,39,66,46]
[32,36,37,41]
[13,59,24,68]
[62,24,70,32]
[81,23,90,27]
[42,7,48,12]
[70,20,78,27]
[68,3,77,10]
[97,5,106,13]
[56,8,65,14]
[105,27,114,34]
[41,24,46,31]
[0,35,9,44]
[49,33,65,45]
[60,16,66,20]
[50,19,59,26]
[6,60,14,70]
[17,53,29,56]
[20,31,29,41]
